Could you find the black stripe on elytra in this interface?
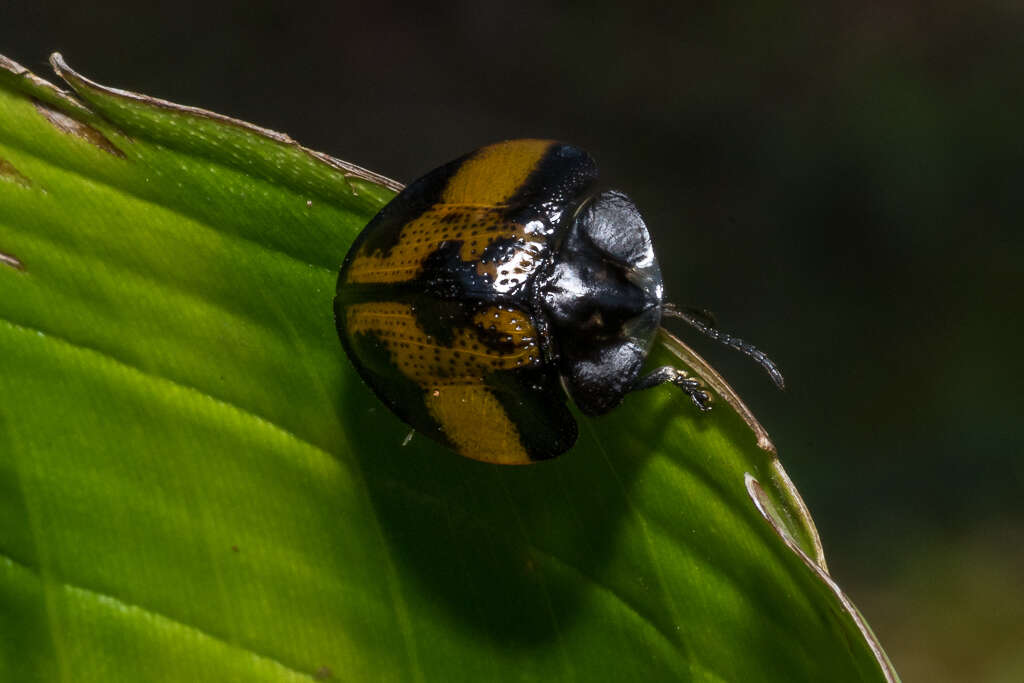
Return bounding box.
[506,143,599,226]
[418,240,500,300]
[415,238,541,347]
[484,366,577,461]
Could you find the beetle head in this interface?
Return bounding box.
[541,190,663,415]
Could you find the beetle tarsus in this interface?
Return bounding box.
[633,366,712,412]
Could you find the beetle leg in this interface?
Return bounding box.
[632,367,712,412]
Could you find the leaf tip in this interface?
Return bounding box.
[48,52,77,86]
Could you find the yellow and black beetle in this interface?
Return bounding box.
[335,139,783,464]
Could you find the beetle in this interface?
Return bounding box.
[334,139,782,464]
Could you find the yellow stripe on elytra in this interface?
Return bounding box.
[441,139,553,205]
[344,302,541,463]
[427,385,529,464]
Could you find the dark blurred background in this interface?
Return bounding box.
[5,2,1022,679]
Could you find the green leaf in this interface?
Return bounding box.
[0,53,897,682]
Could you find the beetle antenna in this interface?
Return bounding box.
[676,306,717,329]
[662,304,785,389]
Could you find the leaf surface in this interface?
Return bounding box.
[0,53,896,682]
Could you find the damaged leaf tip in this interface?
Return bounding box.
[32,99,125,157]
